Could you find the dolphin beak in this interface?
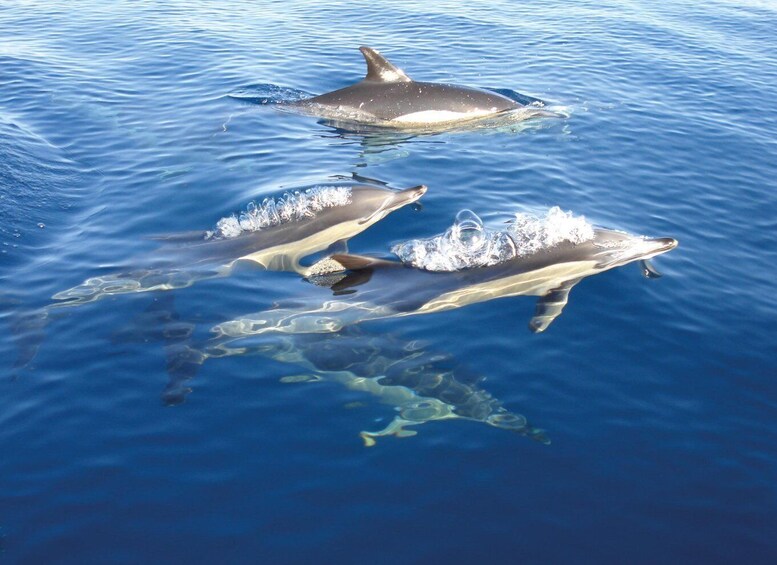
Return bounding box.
[632,237,677,264]
[395,184,427,205]
[358,185,428,225]
[652,237,679,253]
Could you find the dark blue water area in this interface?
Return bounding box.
[2,0,777,563]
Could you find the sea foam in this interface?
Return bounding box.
[391,207,595,272]
[207,186,352,239]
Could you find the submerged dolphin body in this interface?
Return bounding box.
[212,227,677,337]
[152,315,547,444]
[51,184,426,306]
[290,46,553,128]
[263,330,549,446]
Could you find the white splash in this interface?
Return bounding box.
[391,207,595,272]
[509,206,595,255]
[207,186,352,239]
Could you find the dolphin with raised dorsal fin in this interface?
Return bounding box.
[292,46,552,127]
[50,183,426,307]
[211,225,677,337]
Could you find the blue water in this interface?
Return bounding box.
[2,0,777,562]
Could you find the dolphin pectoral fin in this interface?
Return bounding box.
[359,46,412,83]
[529,279,581,333]
[359,417,418,447]
[639,259,663,279]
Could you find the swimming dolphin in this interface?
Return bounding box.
[212,226,677,337]
[149,311,547,444]
[50,183,427,306]
[9,183,425,375]
[264,330,548,446]
[290,46,553,128]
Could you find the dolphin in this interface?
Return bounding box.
[290,46,554,128]
[263,330,548,446]
[50,183,427,306]
[9,183,425,375]
[146,309,548,444]
[212,225,677,337]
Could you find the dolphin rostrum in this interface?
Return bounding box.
[290,46,555,128]
[211,209,677,336]
[50,183,427,306]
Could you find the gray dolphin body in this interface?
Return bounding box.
[291,46,549,127]
[213,227,677,337]
[51,184,426,306]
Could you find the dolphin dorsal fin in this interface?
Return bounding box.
[330,253,400,271]
[359,46,412,83]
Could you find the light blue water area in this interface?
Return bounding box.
[1,0,777,563]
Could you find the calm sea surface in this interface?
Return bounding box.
[2,1,776,563]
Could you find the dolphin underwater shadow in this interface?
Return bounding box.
[211,207,678,337]
[261,330,549,446]
[140,302,548,445]
[235,46,563,133]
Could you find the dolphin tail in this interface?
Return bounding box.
[529,278,581,333]
[6,306,50,378]
[146,295,205,406]
[359,416,419,447]
[163,342,207,405]
[108,294,205,405]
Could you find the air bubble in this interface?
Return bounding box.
[208,186,352,239]
[392,207,595,272]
